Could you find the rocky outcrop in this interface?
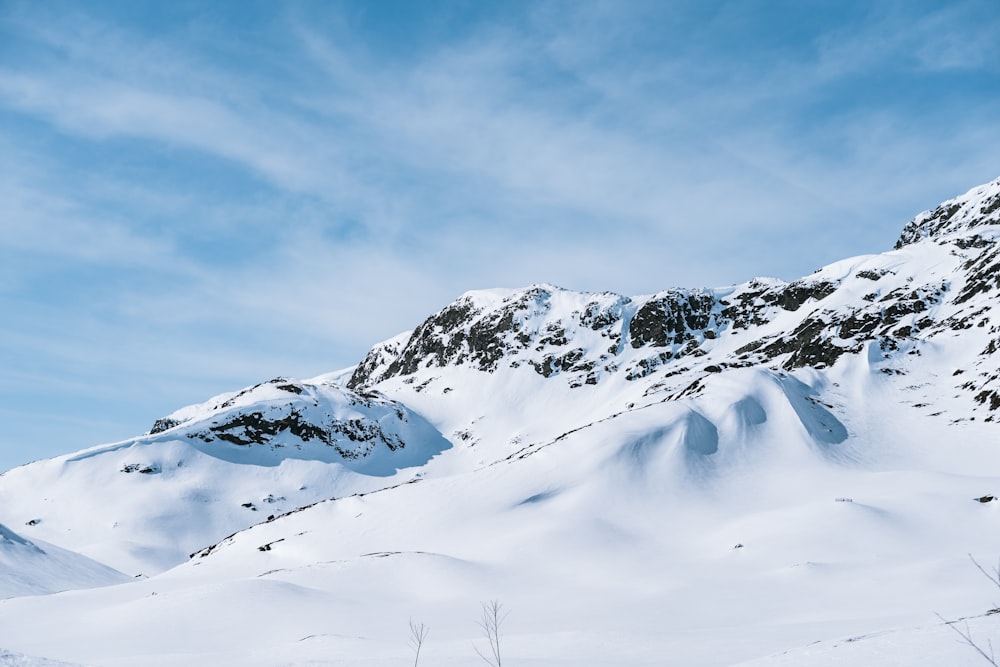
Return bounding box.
[184,407,404,460]
[145,378,437,465]
[896,177,1000,248]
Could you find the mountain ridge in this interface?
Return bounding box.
[346,177,1000,428]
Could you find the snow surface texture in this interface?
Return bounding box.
[0,650,88,667]
[1,178,1000,665]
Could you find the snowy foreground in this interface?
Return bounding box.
[1,179,1000,665]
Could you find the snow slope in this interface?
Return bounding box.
[0,177,999,665]
[0,378,449,575]
[0,523,127,599]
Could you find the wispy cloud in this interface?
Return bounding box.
[1,1,999,468]
[812,1,1000,75]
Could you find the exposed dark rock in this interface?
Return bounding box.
[734,339,767,355]
[772,280,838,312]
[837,312,882,340]
[759,317,854,370]
[953,235,992,249]
[204,410,329,447]
[955,246,1000,305]
[628,291,715,348]
[719,279,836,332]
[258,538,284,552]
[121,463,160,474]
[536,323,569,349]
[531,348,586,378]
[896,203,963,248]
[625,352,673,381]
[720,289,770,329]
[671,377,705,399]
[896,182,1000,248]
[150,418,182,434]
[579,299,625,330]
[181,404,407,462]
[974,389,1000,411]
[351,289,569,386]
[981,193,1000,216]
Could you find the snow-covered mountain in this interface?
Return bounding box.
[0,374,449,575]
[0,177,999,666]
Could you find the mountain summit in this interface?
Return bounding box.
[896,176,1000,247]
[0,177,998,666]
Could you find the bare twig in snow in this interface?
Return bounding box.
[935,554,1000,665]
[409,618,429,667]
[474,600,509,667]
[970,554,1000,594]
[937,613,997,666]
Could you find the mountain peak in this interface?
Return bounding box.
[895,176,1000,248]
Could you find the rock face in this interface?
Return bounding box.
[147,376,446,466]
[896,178,1000,247]
[345,280,811,390]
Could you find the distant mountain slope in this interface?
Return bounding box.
[0,522,127,599]
[0,650,89,667]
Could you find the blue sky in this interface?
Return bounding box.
[2,0,999,471]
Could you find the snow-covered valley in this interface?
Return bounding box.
[1,178,999,665]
